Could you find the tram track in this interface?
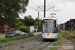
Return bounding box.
[0,34,55,50]
[28,42,52,50]
[0,34,42,48]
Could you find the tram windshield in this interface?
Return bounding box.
[42,22,54,33]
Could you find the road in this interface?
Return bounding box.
[0,34,5,38]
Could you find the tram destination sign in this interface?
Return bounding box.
[43,20,54,22]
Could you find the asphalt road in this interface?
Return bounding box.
[0,34,5,38]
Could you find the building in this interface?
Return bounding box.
[0,24,15,31]
[60,19,75,31]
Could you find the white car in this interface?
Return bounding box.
[20,32,27,35]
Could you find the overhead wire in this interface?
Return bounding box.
[28,5,36,10]
[47,0,55,12]
[30,0,43,10]
[47,0,51,8]
[28,0,56,11]
[47,0,54,11]
[30,0,38,6]
[50,0,55,7]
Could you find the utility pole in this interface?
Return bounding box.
[35,6,41,32]
[44,0,46,17]
[38,11,39,32]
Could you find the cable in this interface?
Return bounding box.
[47,0,51,8]
[47,0,55,12]
[50,0,55,7]
[47,0,54,10]
[28,5,36,10]
[50,0,55,12]
[47,6,55,10]
[30,0,43,10]
[30,0,38,6]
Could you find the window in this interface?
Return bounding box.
[16,30,21,33]
[42,22,54,33]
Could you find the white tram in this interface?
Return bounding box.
[42,17,58,40]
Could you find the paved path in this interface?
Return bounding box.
[0,34,5,38]
[34,32,42,35]
[56,36,74,50]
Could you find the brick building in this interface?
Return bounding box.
[0,24,15,31]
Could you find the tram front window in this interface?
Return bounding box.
[42,22,54,33]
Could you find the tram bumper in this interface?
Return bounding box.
[42,33,58,39]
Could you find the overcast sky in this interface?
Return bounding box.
[19,0,75,24]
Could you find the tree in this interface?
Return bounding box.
[0,0,29,32]
[0,17,6,32]
[23,15,35,26]
[34,18,42,32]
[14,20,24,30]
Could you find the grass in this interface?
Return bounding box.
[49,37,61,50]
[20,44,24,48]
[38,47,41,50]
[8,43,12,45]
[0,38,16,43]
[59,32,73,40]
[8,48,11,50]
[49,32,74,50]
[0,33,34,43]
[33,44,36,45]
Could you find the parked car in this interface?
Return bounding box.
[20,32,27,35]
[5,30,27,38]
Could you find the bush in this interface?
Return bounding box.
[19,25,30,33]
[27,33,34,37]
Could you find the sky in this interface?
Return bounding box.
[19,0,75,24]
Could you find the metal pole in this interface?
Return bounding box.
[38,11,39,32]
[44,0,46,17]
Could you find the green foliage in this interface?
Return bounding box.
[34,22,38,26]
[49,37,61,50]
[14,19,30,33]
[0,0,29,32]
[27,33,34,37]
[19,25,30,33]
[59,32,73,40]
[34,19,42,32]
[22,15,35,26]
[0,34,34,43]
[15,20,24,30]
[49,47,55,50]
[20,44,24,48]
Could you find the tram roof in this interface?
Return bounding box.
[43,17,57,21]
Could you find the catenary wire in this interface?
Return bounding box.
[30,0,43,10]
[28,5,36,10]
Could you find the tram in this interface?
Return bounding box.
[42,17,58,40]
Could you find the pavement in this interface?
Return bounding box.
[34,32,42,35]
[0,34,5,38]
